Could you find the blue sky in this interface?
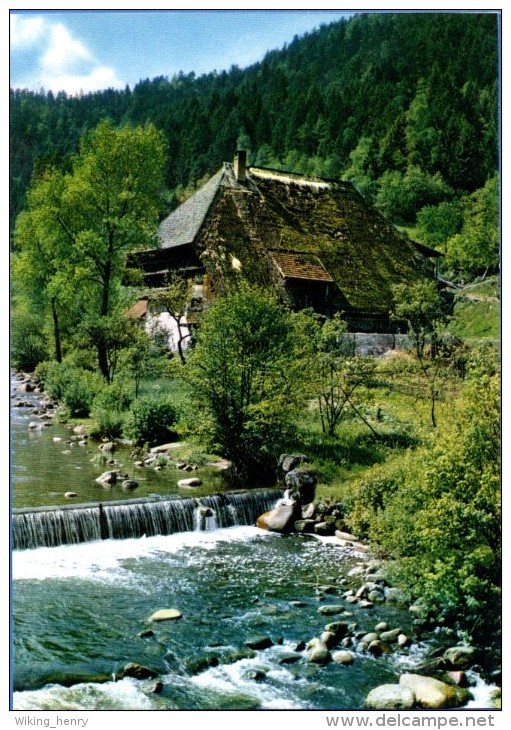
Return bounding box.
[10,9,351,95]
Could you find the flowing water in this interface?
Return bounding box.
[11,528,419,710]
[10,376,498,711]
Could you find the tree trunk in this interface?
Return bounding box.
[50,297,62,363]
[97,342,111,383]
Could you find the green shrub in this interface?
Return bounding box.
[89,408,125,440]
[11,306,49,372]
[34,360,102,416]
[123,397,179,446]
[345,346,500,643]
[89,382,133,439]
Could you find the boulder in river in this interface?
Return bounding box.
[177,478,202,488]
[122,480,139,491]
[365,684,416,710]
[123,662,158,680]
[399,673,471,709]
[149,609,182,622]
[285,468,317,504]
[442,645,478,670]
[306,637,330,664]
[256,502,298,534]
[244,635,274,650]
[95,470,118,485]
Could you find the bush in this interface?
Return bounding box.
[89,408,125,440]
[34,360,102,416]
[11,306,49,372]
[345,346,500,643]
[123,397,179,446]
[89,382,133,439]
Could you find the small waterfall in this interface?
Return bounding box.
[194,503,217,532]
[13,505,102,549]
[12,490,283,550]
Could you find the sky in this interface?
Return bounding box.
[10,9,351,96]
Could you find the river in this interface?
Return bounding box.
[10,375,498,711]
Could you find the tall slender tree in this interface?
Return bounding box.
[12,120,167,380]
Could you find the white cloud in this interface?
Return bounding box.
[42,23,92,72]
[10,17,123,95]
[10,15,46,49]
[41,66,124,96]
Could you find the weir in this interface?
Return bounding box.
[12,490,283,550]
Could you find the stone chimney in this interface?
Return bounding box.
[233,150,247,181]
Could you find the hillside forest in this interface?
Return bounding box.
[10,12,501,661]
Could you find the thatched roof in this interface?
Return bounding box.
[145,159,437,321]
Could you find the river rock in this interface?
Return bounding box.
[334,530,358,542]
[294,519,316,533]
[245,635,273,650]
[177,478,202,488]
[367,640,385,656]
[123,662,158,680]
[306,637,330,664]
[64,492,77,499]
[95,470,118,485]
[442,645,477,669]
[399,673,470,709]
[149,609,182,622]
[366,684,416,710]
[284,468,317,504]
[256,503,297,533]
[277,652,302,665]
[361,632,380,645]
[380,628,402,644]
[318,604,345,616]
[315,521,332,535]
[151,442,182,453]
[122,480,139,491]
[301,502,316,519]
[331,650,354,665]
[99,441,116,452]
[324,622,350,640]
[397,633,411,647]
[320,631,337,648]
[359,600,374,609]
[375,622,389,632]
[243,668,267,681]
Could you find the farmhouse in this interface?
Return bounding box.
[127,152,439,335]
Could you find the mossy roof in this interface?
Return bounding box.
[154,163,434,315]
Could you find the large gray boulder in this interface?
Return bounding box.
[442,645,478,669]
[285,468,317,504]
[366,684,416,710]
[399,673,471,709]
[278,453,308,475]
[256,503,298,533]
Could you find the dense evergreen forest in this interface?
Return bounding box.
[10,12,499,252]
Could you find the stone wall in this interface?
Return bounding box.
[340,333,412,357]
